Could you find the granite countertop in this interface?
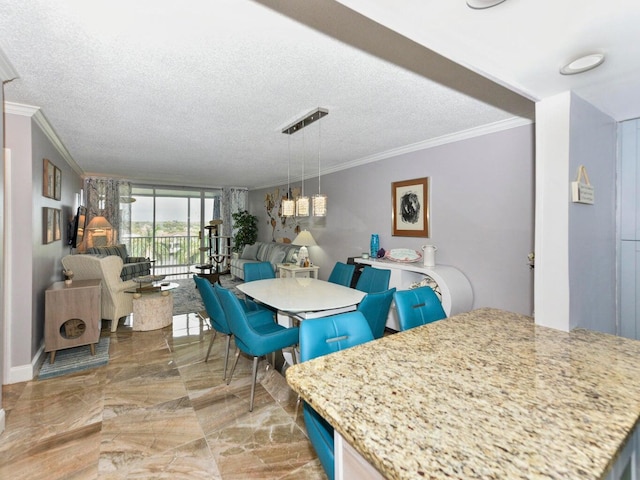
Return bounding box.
[286,308,640,479]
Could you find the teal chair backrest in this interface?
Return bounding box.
[244,261,275,282]
[355,266,391,293]
[357,288,396,339]
[194,275,231,335]
[299,311,374,362]
[327,262,355,287]
[299,311,374,480]
[393,286,446,331]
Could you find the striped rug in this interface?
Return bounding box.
[37,336,110,380]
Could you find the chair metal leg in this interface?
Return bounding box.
[227,348,241,385]
[223,335,231,381]
[205,330,218,362]
[249,356,259,412]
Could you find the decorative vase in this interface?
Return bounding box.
[64,279,72,286]
[422,245,437,267]
[370,234,379,258]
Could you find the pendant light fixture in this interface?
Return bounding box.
[295,127,309,217]
[282,135,295,217]
[282,108,328,217]
[312,111,327,217]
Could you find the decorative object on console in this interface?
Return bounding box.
[384,248,422,263]
[421,244,437,267]
[370,234,379,258]
[293,230,317,266]
[63,269,74,285]
[392,177,429,237]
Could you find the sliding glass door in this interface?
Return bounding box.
[124,186,222,276]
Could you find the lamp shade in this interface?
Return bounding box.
[292,230,317,247]
[86,215,113,230]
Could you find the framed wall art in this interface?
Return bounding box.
[43,159,55,199]
[43,207,61,244]
[54,165,62,200]
[391,177,429,237]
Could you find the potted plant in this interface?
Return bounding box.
[232,210,258,253]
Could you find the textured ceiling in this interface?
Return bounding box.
[12,0,629,189]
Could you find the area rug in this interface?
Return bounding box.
[38,336,110,380]
[172,275,244,316]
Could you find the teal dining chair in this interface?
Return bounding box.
[327,262,355,287]
[357,287,396,339]
[194,276,272,380]
[299,311,374,480]
[215,284,299,412]
[243,261,275,282]
[393,286,446,331]
[355,266,391,294]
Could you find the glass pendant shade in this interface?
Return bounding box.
[312,194,327,217]
[296,196,310,217]
[282,198,295,217]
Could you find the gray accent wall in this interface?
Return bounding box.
[568,95,617,333]
[4,111,82,382]
[249,124,535,316]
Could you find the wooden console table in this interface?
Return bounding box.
[45,279,102,364]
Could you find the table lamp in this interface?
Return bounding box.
[292,230,317,265]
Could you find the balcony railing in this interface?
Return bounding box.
[124,235,202,270]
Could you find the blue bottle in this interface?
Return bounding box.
[370,234,379,258]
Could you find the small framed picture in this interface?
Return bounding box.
[54,166,62,200]
[53,209,61,241]
[43,207,54,244]
[43,159,55,199]
[392,177,430,237]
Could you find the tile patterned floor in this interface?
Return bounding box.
[0,313,326,479]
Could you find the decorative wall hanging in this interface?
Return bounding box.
[54,165,62,200]
[392,177,430,237]
[43,159,55,198]
[43,207,61,244]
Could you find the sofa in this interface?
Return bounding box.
[85,244,152,281]
[230,241,300,280]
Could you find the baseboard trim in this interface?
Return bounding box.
[5,343,44,384]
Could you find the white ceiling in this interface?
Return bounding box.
[0,0,636,189]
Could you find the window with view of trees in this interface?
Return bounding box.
[124,186,222,276]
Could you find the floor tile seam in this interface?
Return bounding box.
[0,421,102,465]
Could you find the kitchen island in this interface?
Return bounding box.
[286,308,640,479]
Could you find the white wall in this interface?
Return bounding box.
[250,124,535,315]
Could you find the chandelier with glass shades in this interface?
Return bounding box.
[281,108,329,217]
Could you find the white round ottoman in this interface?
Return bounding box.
[132,291,173,331]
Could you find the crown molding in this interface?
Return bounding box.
[0,48,18,82]
[4,101,84,177]
[252,116,533,190]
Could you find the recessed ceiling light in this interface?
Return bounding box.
[466,0,507,9]
[560,53,605,75]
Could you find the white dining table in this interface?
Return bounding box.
[237,277,366,366]
[236,277,366,322]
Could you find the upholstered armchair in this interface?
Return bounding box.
[61,255,137,332]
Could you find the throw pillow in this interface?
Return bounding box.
[241,243,259,260]
[268,250,286,269]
